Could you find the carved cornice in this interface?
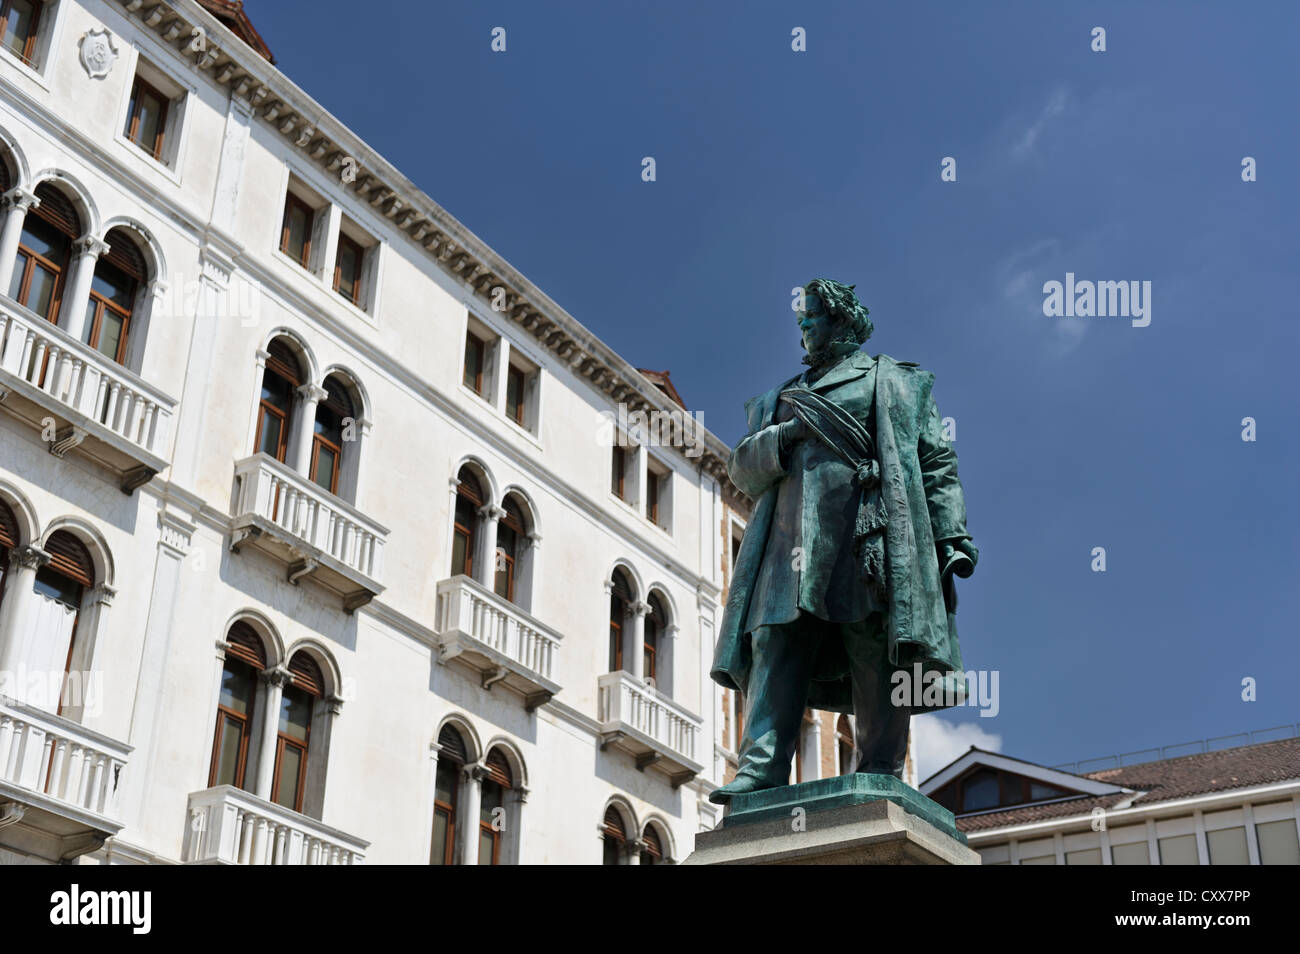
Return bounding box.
[115,0,744,505]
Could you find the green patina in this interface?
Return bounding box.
[722,772,968,844]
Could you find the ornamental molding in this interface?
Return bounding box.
[79,28,119,79]
[115,0,743,506]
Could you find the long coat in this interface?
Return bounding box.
[710,352,974,713]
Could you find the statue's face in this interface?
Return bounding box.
[798,292,834,353]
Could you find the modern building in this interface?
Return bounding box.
[924,732,1300,865]
[0,0,751,864]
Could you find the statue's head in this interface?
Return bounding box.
[797,279,872,366]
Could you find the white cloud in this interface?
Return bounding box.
[1011,86,1070,160]
[912,714,1003,785]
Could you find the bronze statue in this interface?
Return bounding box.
[710,279,977,803]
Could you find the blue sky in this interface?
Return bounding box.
[248,2,1300,777]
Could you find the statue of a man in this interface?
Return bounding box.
[709,279,978,803]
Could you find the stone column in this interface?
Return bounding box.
[628,600,650,680]
[0,545,50,678]
[507,785,528,865]
[254,667,291,801]
[58,236,110,342]
[624,837,645,865]
[0,188,38,293]
[290,383,327,476]
[474,504,505,588]
[423,742,440,863]
[460,763,487,865]
[661,622,679,696]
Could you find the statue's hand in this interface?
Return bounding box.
[777,417,806,453]
[939,540,978,578]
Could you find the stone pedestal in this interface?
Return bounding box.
[684,773,980,865]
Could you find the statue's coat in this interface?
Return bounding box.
[710,352,973,713]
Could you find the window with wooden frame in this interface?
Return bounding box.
[8,183,78,324]
[271,652,323,814]
[602,807,625,865]
[0,0,42,66]
[279,192,314,268]
[333,232,364,306]
[733,690,745,751]
[645,467,660,524]
[644,592,666,684]
[310,375,354,495]
[608,569,632,672]
[255,338,302,463]
[431,725,466,866]
[505,364,527,426]
[208,622,266,790]
[451,468,484,578]
[0,501,20,618]
[123,74,169,160]
[462,331,486,395]
[477,749,512,865]
[837,714,854,775]
[640,825,664,866]
[493,496,526,603]
[33,530,93,717]
[611,445,627,500]
[83,228,145,366]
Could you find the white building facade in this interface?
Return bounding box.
[0,0,744,864]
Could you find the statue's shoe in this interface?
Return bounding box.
[707,774,774,805]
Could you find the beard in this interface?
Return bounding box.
[802,329,862,368]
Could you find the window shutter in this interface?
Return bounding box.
[642,826,663,859]
[33,184,81,237]
[0,161,9,194]
[266,337,302,383]
[455,468,484,506]
[485,749,512,788]
[45,530,93,586]
[322,375,354,418]
[438,725,468,763]
[0,501,18,550]
[602,807,625,840]
[225,621,267,669]
[102,228,148,283]
[287,651,324,696]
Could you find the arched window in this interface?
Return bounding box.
[272,651,323,813]
[8,183,79,323]
[255,337,302,463]
[208,622,266,790]
[0,500,19,611]
[82,227,145,365]
[32,530,93,715]
[608,569,633,672]
[640,825,664,865]
[493,496,526,602]
[431,724,467,866]
[478,748,512,865]
[451,468,484,578]
[602,806,626,865]
[644,592,667,685]
[310,374,354,495]
[837,714,854,774]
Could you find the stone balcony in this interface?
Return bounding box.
[229,454,388,612]
[597,671,703,787]
[0,695,132,863]
[182,785,368,865]
[434,574,562,711]
[0,298,176,493]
